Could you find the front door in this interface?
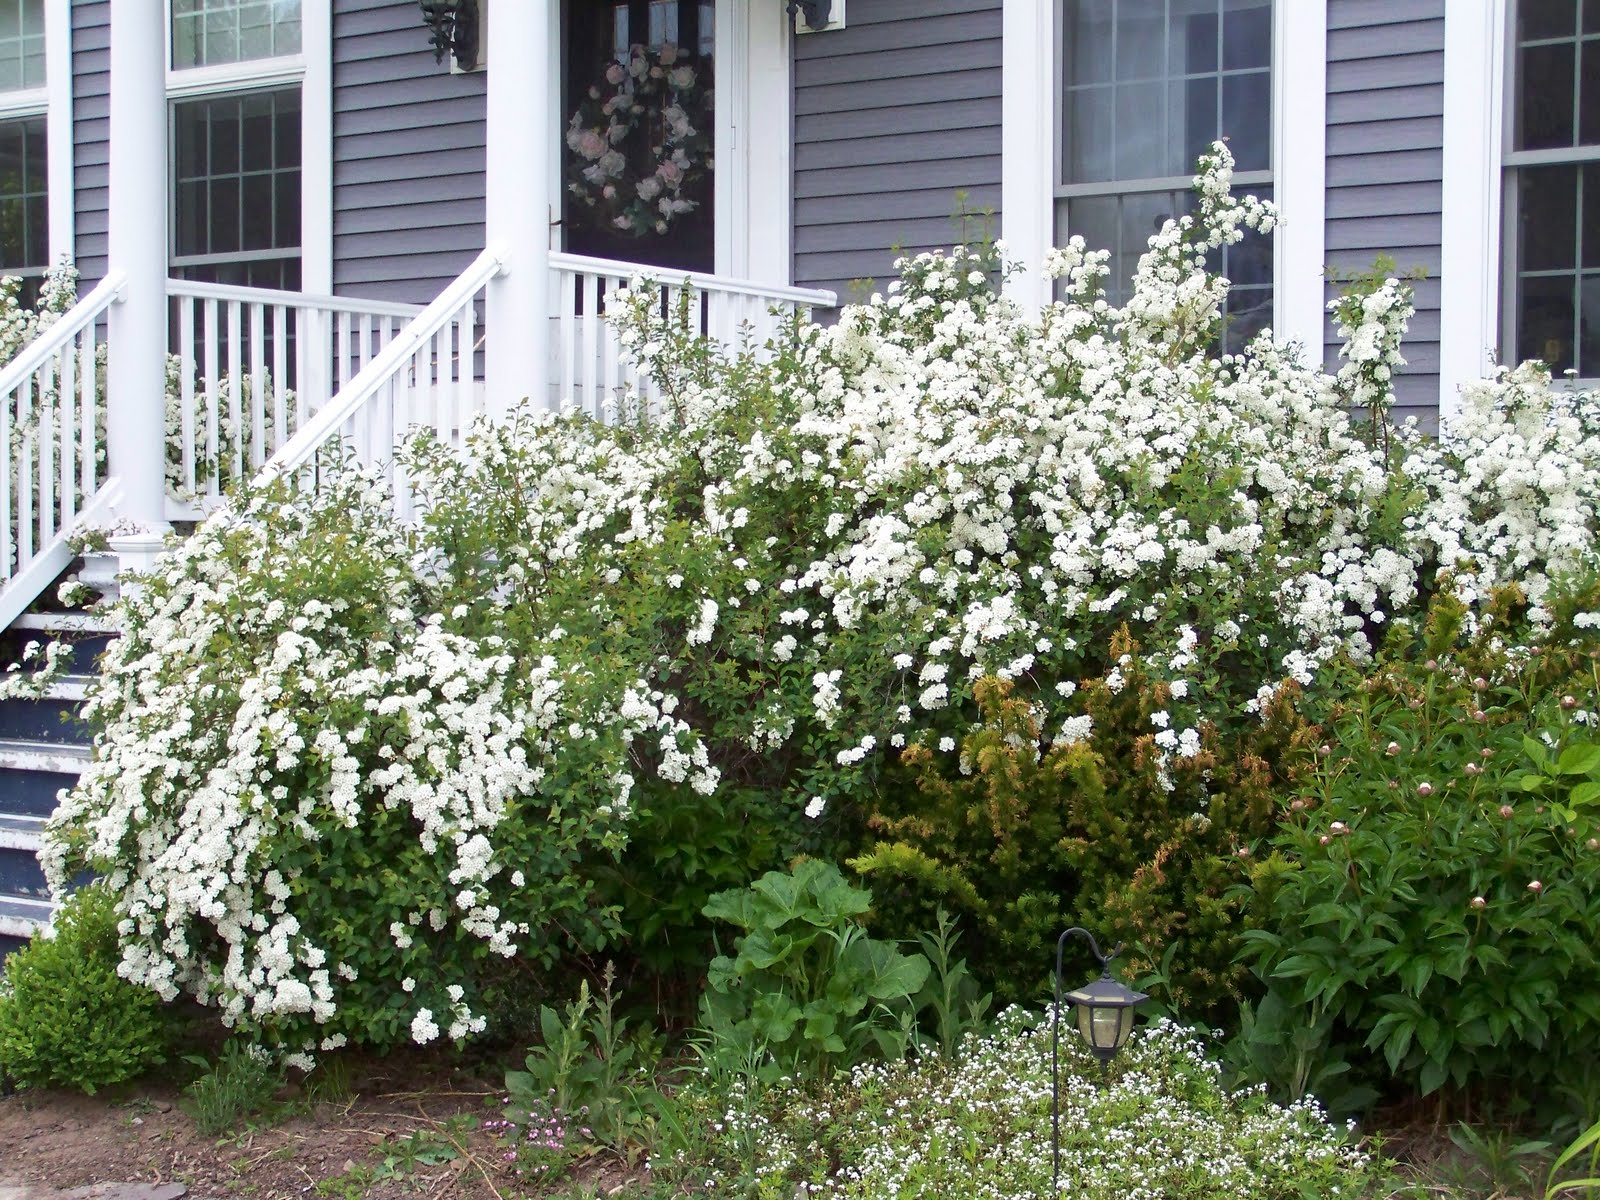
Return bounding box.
[562,0,716,273]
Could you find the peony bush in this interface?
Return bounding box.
[48,144,1600,1053]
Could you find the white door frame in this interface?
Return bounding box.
[546,0,792,286]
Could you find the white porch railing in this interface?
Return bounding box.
[165,280,421,511]
[549,252,837,415]
[0,272,126,630]
[255,245,507,520]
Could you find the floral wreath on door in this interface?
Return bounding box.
[565,42,714,238]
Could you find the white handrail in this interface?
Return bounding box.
[548,251,837,308]
[257,244,508,482]
[0,272,125,396]
[167,278,421,319]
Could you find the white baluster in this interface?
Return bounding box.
[178,299,196,496]
[18,374,33,563]
[272,304,288,452]
[79,325,97,500]
[560,268,577,410]
[581,272,599,418]
[203,298,220,498]
[1,364,12,578]
[58,344,76,523]
[249,301,267,468]
[457,297,476,446]
[37,360,54,550]
[227,300,244,484]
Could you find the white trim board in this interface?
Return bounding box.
[44,0,73,266]
[1438,0,1507,425]
[1272,0,1327,360]
[1000,0,1053,311]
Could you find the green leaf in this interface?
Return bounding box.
[1556,744,1600,777]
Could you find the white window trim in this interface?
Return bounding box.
[162,0,332,293]
[1002,0,1327,354]
[44,0,72,266]
[0,5,74,273]
[1438,0,1507,425]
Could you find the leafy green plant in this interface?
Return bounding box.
[914,909,992,1059]
[180,1040,285,1136]
[0,884,168,1093]
[1239,595,1600,1116]
[503,963,658,1156]
[700,859,930,1078]
[1545,1114,1600,1199]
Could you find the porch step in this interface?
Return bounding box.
[0,893,52,947]
[0,602,105,965]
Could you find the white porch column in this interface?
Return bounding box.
[485,1,552,416]
[106,0,172,568]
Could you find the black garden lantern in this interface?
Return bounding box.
[1051,927,1148,1192]
[419,0,480,71]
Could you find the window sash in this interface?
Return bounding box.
[170,0,303,72]
[1501,0,1600,380]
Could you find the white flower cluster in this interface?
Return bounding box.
[44,470,627,1055]
[665,1009,1370,1198]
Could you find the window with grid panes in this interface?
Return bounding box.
[172,0,302,70]
[0,0,47,301]
[1057,0,1273,352]
[169,0,303,290]
[1504,0,1600,379]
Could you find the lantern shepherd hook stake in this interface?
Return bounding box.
[419,0,480,71]
[1051,927,1149,1195]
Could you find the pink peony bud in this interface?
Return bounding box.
[1386,741,1401,756]
[1499,805,1515,819]
[1587,838,1599,851]
[1318,835,1331,846]
[1416,781,1435,796]
[1560,695,1577,709]
[1470,896,1487,910]
[1473,677,1488,691]
[1425,659,1439,671]
[1464,762,1483,776]
[1527,880,1543,893]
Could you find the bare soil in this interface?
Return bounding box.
[0,1061,633,1200]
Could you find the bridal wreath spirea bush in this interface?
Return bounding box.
[44,471,631,1059]
[49,144,1600,1050]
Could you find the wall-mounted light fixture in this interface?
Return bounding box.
[787,0,841,32]
[420,0,481,71]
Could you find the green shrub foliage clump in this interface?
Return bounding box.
[854,639,1319,1019]
[0,885,168,1092]
[1239,587,1600,1114]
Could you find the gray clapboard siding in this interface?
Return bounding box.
[793,0,1004,301]
[332,0,486,304]
[71,0,110,287]
[1324,0,1445,425]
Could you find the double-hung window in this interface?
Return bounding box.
[168,1,305,290]
[1056,0,1274,350]
[1503,0,1600,380]
[0,0,49,301]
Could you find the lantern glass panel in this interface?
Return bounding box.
[1076,1001,1135,1052]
